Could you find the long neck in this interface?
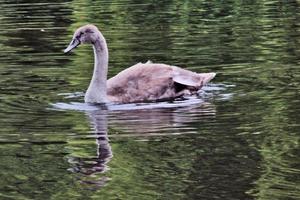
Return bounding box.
[85,37,109,103]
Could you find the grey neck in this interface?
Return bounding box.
[84,37,109,103]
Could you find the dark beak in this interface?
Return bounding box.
[64,38,81,53]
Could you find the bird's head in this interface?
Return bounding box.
[64,24,100,53]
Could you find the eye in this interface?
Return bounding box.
[76,32,84,39]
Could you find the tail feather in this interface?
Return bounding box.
[198,72,216,86]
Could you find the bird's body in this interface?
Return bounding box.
[64,24,216,104]
[107,62,214,103]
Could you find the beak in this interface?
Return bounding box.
[64,38,81,53]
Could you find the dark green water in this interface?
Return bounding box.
[0,1,299,199]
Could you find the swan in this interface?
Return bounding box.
[64,24,216,104]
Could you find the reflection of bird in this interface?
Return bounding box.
[64,24,216,104]
[65,100,215,189]
[108,102,216,136]
[67,110,112,189]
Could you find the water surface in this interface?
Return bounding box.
[0,1,299,199]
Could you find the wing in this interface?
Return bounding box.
[172,66,216,87]
[107,63,215,103]
[107,63,176,103]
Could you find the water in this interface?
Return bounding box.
[0,1,299,199]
